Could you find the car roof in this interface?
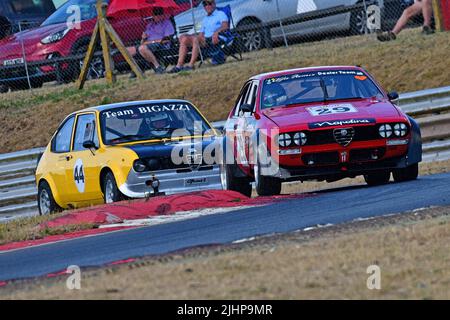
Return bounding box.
[73,99,194,115]
[250,66,364,81]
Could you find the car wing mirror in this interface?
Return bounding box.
[240,104,254,114]
[388,91,399,101]
[83,140,98,151]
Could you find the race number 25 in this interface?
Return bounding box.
[307,104,357,116]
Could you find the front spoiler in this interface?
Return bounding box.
[119,165,222,198]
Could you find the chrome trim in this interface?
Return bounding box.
[119,166,222,198]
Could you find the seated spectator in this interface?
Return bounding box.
[127,7,175,75]
[377,0,434,41]
[169,0,229,73]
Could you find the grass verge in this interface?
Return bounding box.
[0,28,449,153]
[1,203,449,299]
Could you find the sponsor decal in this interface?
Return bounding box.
[184,178,208,186]
[264,70,365,85]
[307,104,357,116]
[103,104,191,119]
[355,75,368,81]
[3,58,24,66]
[308,118,376,129]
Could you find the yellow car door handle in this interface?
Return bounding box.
[65,155,73,161]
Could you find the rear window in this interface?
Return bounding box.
[8,0,57,15]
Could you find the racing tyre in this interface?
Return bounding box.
[38,181,61,215]
[221,164,252,198]
[364,170,391,186]
[103,172,125,204]
[254,158,282,196]
[393,163,419,182]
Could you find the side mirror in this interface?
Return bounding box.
[240,104,253,114]
[388,91,399,101]
[83,140,97,150]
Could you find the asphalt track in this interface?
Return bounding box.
[2,172,450,282]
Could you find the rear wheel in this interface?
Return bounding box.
[38,181,61,215]
[393,163,419,182]
[0,85,9,94]
[364,170,391,186]
[350,5,368,35]
[237,19,265,52]
[220,164,252,198]
[103,172,125,204]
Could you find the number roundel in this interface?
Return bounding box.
[73,159,86,193]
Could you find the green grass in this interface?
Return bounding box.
[0,28,449,153]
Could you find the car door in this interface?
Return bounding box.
[46,115,76,206]
[278,0,347,38]
[236,81,259,172]
[67,112,102,206]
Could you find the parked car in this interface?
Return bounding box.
[0,0,195,92]
[174,0,405,52]
[36,99,222,215]
[0,0,62,40]
[221,66,422,197]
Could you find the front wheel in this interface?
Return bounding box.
[103,172,125,204]
[364,170,391,186]
[38,181,61,215]
[253,157,281,196]
[393,163,419,182]
[221,164,252,198]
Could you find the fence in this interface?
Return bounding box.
[0,0,418,93]
[1,85,450,221]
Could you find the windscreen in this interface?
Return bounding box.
[41,0,100,26]
[100,102,211,145]
[261,70,384,109]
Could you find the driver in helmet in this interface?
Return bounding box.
[144,113,172,137]
[262,83,288,108]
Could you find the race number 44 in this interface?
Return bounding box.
[307,104,358,116]
[74,159,85,193]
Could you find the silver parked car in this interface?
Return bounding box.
[174,0,383,52]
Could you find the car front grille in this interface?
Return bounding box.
[304,126,380,146]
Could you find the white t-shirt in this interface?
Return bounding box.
[200,9,228,38]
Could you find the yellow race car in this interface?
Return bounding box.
[36,100,222,215]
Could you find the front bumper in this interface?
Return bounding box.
[119,165,222,198]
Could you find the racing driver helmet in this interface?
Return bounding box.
[145,113,171,137]
[263,83,288,108]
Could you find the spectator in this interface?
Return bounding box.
[127,7,175,75]
[377,0,434,41]
[169,0,229,73]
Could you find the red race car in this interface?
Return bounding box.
[221,66,422,197]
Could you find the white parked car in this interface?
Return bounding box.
[174,0,390,52]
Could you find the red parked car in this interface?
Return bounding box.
[0,0,195,91]
[221,66,422,197]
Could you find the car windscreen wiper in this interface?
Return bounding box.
[109,134,145,143]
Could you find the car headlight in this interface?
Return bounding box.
[379,124,393,138]
[393,123,408,137]
[133,160,148,172]
[278,133,292,147]
[41,29,69,44]
[293,132,307,146]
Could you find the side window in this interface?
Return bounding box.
[245,82,258,111]
[233,83,252,117]
[73,114,98,152]
[52,116,75,153]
